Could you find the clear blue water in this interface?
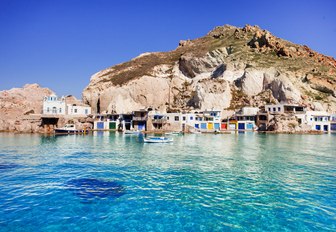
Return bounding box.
[0,132,335,232]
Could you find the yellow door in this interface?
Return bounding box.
[208,122,214,130]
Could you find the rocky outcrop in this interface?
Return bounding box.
[267,114,311,133]
[0,84,95,133]
[0,84,54,132]
[83,24,336,114]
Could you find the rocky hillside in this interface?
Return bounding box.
[0,84,54,132]
[83,24,336,114]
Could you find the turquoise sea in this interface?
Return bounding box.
[0,132,335,232]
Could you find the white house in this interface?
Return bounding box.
[265,103,306,125]
[43,95,66,115]
[265,104,306,115]
[194,109,222,131]
[67,104,91,116]
[164,112,195,131]
[43,95,91,116]
[235,107,259,131]
[304,111,330,132]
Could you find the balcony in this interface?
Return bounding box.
[132,116,148,121]
[152,118,167,124]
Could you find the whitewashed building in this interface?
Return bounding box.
[165,112,196,131]
[43,95,66,115]
[67,104,91,116]
[265,104,306,115]
[43,95,91,116]
[235,107,259,130]
[304,111,330,132]
[194,109,222,131]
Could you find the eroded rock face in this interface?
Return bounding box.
[0,84,54,132]
[83,24,336,114]
[267,114,311,133]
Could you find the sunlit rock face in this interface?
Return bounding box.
[83,24,335,113]
[0,84,54,132]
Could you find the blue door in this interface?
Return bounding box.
[315,125,321,131]
[246,123,253,130]
[138,122,145,131]
[97,122,104,130]
[201,123,207,129]
[238,123,245,130]
[331,123,336,131]
[214,123,220,130]
[195,124,199,129]
[323,125,329,131]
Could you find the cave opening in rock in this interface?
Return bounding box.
[97,98,100,114]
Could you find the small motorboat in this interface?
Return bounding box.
[54,124,86,134]
[124,130,140,135]
[143,136,173,143]
[171,131,183,135]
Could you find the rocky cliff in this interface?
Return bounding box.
[0,84,54,132]
[84,24,336,114]
[0,84,93,133]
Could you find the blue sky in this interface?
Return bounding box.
[0,0,335,98]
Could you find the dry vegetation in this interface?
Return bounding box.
[95,24,336,88]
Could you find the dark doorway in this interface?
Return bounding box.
[97,98,100,114]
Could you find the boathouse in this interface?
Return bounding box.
[304,111,331,132]
[234,107,258,131]
[331,114,336,132]
[132,110,148,131]
[256,111,269,131]
[194,109,221,132]
[150,113,167,130]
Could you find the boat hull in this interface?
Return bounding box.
[54,129,88,134]
[143,137,173,143]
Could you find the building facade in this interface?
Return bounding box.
[67,104,91,116]
[43,95,66,115]
[43,95,91,116]
[304,111,330,132]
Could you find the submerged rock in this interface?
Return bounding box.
[66,178,125,201]
[0,163,20,170]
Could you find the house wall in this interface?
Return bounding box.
[265,104,284,114]
[43,96,66,115]
[67,104,91,115]
[305,111,330,132]
[240,107,259,115]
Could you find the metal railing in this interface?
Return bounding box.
[132,116,148,121]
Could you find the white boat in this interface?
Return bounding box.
[54,124,86,134]
[124,130,140,135]
[171,131,182,135]
[192,130,202,134]
[165,131,182,135]
[143,136,173,143]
